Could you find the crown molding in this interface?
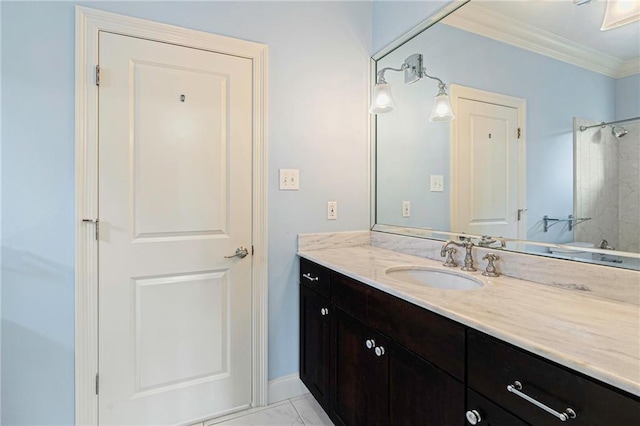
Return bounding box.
[618,58,640,78]
[442,2,638,79]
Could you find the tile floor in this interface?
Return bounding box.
[200,394,334,426]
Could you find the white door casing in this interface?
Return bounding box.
[98,31,251,425]
[450,85,526,240]
[75,7,268,425]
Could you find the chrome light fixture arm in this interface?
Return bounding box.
[375,65,407,83]
[421,68,445,87]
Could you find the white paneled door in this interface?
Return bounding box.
[98,31,253,425]
[454,97,522,239]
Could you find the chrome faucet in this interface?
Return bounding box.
[599,239,615,250]
[478,235,506,249]
[441,239,477,272]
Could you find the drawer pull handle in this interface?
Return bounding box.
[365,339,376,349]
[302,273,319,282]
[507,381,576,422]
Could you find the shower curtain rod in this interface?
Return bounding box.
[579,116,640,131]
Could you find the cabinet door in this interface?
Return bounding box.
[299,285,331,410]
[388,342,465,425]
[330,308,387,426]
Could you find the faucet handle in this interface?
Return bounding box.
[482,253,500,277]
[442,247,458,267]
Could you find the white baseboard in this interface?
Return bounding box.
[267,373,309,404]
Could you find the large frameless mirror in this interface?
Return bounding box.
[372,0,640,270]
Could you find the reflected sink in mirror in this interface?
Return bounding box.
[385,266,485,290]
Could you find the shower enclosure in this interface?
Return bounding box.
[574,116,640,254]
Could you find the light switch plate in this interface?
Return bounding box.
[279,169,299,190]
[430,175,444,192]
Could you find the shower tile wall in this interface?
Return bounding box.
[618,122,640,253]
[574,118,619,248]
[575,118,640,253]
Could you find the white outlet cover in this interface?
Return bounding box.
[327,201,337,220]
[402,201,410,218]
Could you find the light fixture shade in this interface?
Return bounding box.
[429,94,455,122]
[601,0,640,31]
[369,82,396,114]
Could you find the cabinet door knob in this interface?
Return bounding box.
[365,339,376,349]
[465,410,482,424]
[320,307,329,316]
[374,346,385,357]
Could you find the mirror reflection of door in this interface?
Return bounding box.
[450,85,526,240]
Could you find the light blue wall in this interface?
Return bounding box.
[616,73,640,119]
[1,2,371,424]
[375,23,616,246]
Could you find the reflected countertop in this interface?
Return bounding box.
[298,245,640,397]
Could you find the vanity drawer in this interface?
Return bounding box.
[468,330,640,426]
[300,258,330,298]
[368,285,465,381]
[331,272,369,323]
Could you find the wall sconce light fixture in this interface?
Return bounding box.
[601,0,640,31]
[370,53,455,122]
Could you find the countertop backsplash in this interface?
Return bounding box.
[297,230,639,305]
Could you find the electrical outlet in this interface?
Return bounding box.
[279,169,299,190]
[402,201,411,218]
[327,201,338,220]
[430,175,444,192]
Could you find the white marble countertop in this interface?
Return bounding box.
[298,245,640,397]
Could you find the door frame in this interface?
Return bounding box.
[449,84,527,240]
[74,7,269,425]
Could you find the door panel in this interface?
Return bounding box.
[134,271,227,393]
[455,97,521,238]
[133,62,228,239]
[98,31,252,425]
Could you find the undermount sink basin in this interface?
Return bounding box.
[385,266,484,290]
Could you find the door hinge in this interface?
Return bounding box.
[517,208,528,221]
[82,218,99,240]
[95,373,99,395]
[517,127,521,139]
[95,65,100,86]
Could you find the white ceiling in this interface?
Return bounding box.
[475,0,639,61]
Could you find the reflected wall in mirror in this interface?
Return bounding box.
[373,0,640,270]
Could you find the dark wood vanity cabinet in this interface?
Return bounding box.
[331,307,465,426]
[299,259,331,410]
[467,330,640,426]
[299,258,640,425]
[301,259,465,426]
